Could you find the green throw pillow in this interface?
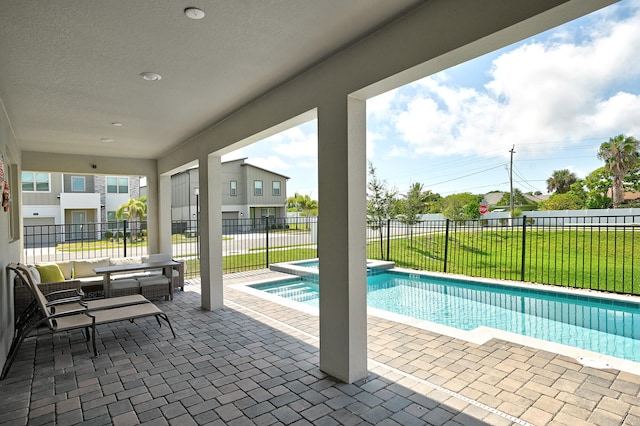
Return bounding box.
[36,264,65,283]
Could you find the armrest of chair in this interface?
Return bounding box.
[49,305,92,319]
[44,287,84,300]
[47,296,86,307]
[14,278,84,321]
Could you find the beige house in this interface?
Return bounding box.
[171,159,288,226]
[0,1,616,383]
[21,173,141,245]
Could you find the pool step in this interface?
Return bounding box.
[265,282,317,302]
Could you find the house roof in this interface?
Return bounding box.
[240,161,290,180]
[484,192,548,206]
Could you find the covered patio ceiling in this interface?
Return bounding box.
[0,0,423,159]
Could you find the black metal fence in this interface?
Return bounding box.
[367,215,639,295]
[172,216,318,277]
[24,216,318,279]
[22,214,639,295]
[23,219,148,264]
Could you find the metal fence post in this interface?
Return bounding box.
[444,219,450,273]
[386,218,391,261]
[521,215,527,281]
[123,219,128,257]
[265,221,269,268]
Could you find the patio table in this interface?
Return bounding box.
[94,260,180,298]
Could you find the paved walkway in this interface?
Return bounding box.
[1,271,639,425]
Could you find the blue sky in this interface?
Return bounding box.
[223,0,640,200]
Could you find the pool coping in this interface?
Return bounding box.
[231,267,640,377]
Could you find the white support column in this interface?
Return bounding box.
[200,154,224,310]
[317,95,368,383]
[157,173,173,255]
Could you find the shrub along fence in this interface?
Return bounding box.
[367,214,639,295]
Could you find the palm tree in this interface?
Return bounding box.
[116,196,147,241]
[115,196,147,221]
[597,134,640,207]
[286,193,318,216]
[546,169,577,194]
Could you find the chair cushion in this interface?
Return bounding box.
[142,253,172,263]
[110,257,142,266]
[77,275,104,284]
[138,275,170,286]
[56,260,74,280]
[36,263,65,283]
[29,265,41,284]
[73,258,109,278]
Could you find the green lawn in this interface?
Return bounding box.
[182,248,318,276]
[57,226,638,296]
[57,239,147,252]
[367,228,640,295]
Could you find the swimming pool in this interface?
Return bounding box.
[250,270,640,364]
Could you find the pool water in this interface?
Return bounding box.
[251,271,640,363]
[293,260,319,269]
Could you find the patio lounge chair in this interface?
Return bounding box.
[2,263,175,380]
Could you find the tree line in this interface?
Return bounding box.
[367,134,640,223]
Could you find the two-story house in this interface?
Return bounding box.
[171,158,288,230]
[22,172,140,246]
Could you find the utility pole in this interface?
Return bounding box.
[509,145,515,217]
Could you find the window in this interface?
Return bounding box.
[22,172,50,192]
[272,181,281,196]
[107,177,129,193]
[230,180,237,196]
[254,180,263,196]
[261,207,276,217]
[107,211,118,230]
[71,176,85,192]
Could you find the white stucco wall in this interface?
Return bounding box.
[0,102,23,373]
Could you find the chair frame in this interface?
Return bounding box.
[3,264,175,380]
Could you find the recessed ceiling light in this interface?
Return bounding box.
[140,72,162,81]
[184,7,205,20]
[101,138,114,143]
[111,122,123,127]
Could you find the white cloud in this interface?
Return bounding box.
[221,149,246,162]
[264,125,318,159]
[566,165,588,179]
[367,89,398,120]
[381,6,640,161]
[248,155,292,171]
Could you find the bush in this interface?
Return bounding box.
[104,231,113,240]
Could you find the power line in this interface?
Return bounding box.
[425,164,507,188]
[512,165,542,193]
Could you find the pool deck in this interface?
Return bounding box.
[1,270,639,425]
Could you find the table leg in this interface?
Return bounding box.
[163,266,173,301]
[104,273,111,298]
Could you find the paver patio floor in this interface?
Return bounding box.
[1,270,639,425]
